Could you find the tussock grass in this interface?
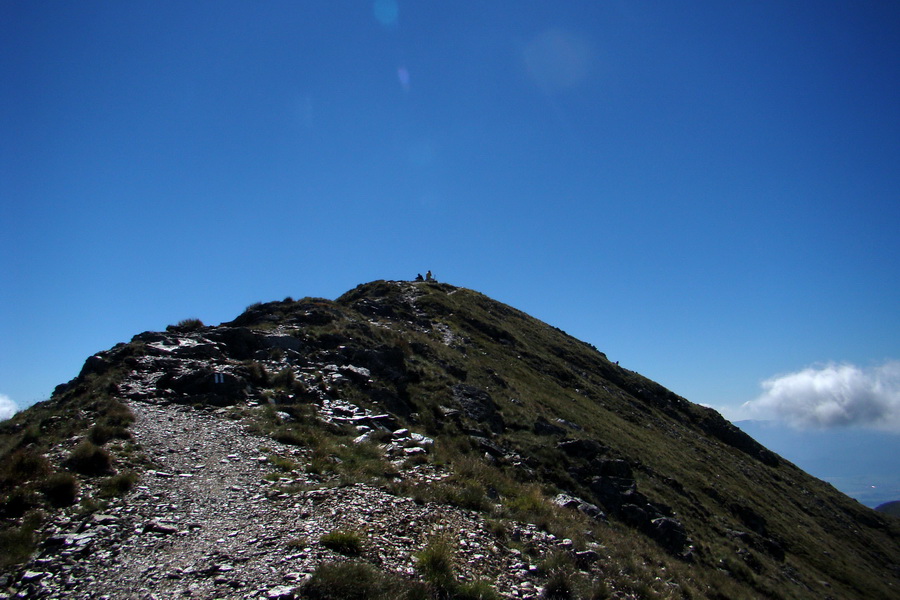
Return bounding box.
[0,487,41,519]
[88,423,131,445]
[267,454,299,472]
[414,535,500,599]
[415,536,457,590]
[0,510,43,569]
[320,529,364,556]
[65,441,112,475]
[0,448,51,487]
[39,472,79,507]
[97,470,138,498]
[302,561,427,600]
[172,318,204,331]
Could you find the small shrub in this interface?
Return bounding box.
[505,485,553,524]
[584,578,610,600]
[77,496,102,515]
[289,379,310,399]
[412,536,499,598]
[543,570,575,600]
[40,472,79,507]
[454,481,490,512]
[65,441,112,475]
[320,529,364,556]
[0,525,35,568]
[485,518,508,541]
[403,451,431,467]
[719,555,756,585]
[332,441,398,482]
[97,470,138,498]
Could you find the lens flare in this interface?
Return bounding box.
[523,28,593,93]
[373,0,399,28]
[397,66,410,92]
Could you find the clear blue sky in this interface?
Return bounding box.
[2,1,899,442]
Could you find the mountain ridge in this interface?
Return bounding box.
[2,279,898,599]
[734,419,900,508]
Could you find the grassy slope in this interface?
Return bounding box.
[330,281,900,600]
[2,279,898,598]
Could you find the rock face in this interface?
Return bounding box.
[2,280,899,600]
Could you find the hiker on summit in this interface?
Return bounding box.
[426,270,434,282]
[415,273,424,281]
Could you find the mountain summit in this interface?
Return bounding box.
[2,280,898,599]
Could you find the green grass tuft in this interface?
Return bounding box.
[320,529,364,556]
[97,470,138,498]
[455,580,500,600]
[415,536,457,591]
[302,561,425,600]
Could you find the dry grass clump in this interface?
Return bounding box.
[39,472,79,507]
[64,441,112,475]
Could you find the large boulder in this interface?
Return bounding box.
[651,517,688,553]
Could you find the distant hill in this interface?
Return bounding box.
[734,420,900,508]
[876,501,900,518]
[2,279,899,599]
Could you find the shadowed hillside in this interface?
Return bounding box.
[2,280,898,599]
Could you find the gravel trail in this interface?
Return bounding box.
[16,401,555,599]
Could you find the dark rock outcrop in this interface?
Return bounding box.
[451,384,505,434]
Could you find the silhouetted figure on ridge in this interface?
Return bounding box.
[415,273,424,282]
[426,270,434,282]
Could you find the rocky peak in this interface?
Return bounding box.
[2,279,899,599]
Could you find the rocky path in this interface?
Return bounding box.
[57,402,317,599]
[10,401,572,599]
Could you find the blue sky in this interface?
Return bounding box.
[2,2,899,497]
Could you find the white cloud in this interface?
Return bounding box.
[0,393,18,421]
[742,361,900,431]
